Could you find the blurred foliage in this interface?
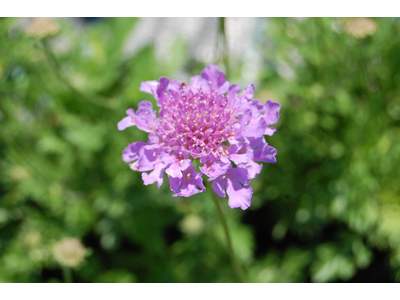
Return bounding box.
[1,17,400,283]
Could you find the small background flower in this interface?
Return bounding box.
[52,238,86,268]
[345,17,377,39]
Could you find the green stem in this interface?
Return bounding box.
[207,182,245,283]
[62,266,73,283]
[218,17,230,77]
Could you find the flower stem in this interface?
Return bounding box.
[62,266,73,283]
[218,17,230,77]
[207,182,246,283]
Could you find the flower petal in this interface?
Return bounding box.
[118,116,135,131]
[169,166,205,197]
[211,165,253,210]
[248,137,277,163]
[142,162,165,188]
[240,160,263,180]
[201,65,229,94]
[190,75,209,93]
[140,80,158,98]
[212,177,226,197]
[168,80,182,92]
[227,143,250,165]
[263,100,281,126]
[162,149,192,179]
[241,110,268,138]
[226,180,253,210]
[165,161,182,178]
[227,84,241,100]
[137,145,162,171]
[122,141,146,163]
[117,108,136,131]
[156,77,170,103]
[132,101,158,133]
[200,155,230,181]
[243,84,254,100]
[264,127,277,136]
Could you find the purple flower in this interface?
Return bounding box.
[118,65,280,210]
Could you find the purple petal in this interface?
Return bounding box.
[226,181,253,210]
[200,155,230,181]
[218,81,230,94]
[212,176,227,197]
[201,65,229,94]
[256,145,277,163]
[190,75,209,93]
[241,110,268,138]
[156,77,170,103]
[162,150,192,179]
[165,161,182,178]
[264,127,277,136]
[249,137,277,163]
[118,116,135,131]
[229,164,251,186]
[148,133,161,144]
[169,176,181,194]
[240,160,263,180]
[227,84,242,100]
[122,141,146,163]
[180,159,192,171]
[248,99,264,115]
[211,165,253,210]
[132,101,158,133]
[246,118,268,138]
[140,80,158,98]
[168,80,182,92]
[126,108,135,118]
[243,84,254,100]
[263,100,281,125]
[227,143,249,165]
[117,108,136,131]
[142,162,165,188]
[137,145,162,171]
[169,166,205,197]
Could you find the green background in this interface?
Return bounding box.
[1,17,400,283]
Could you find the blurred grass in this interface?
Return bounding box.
[1,17,400,283]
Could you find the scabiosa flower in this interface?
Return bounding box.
[118,65,280,210]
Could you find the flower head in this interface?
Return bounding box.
[26,18,60,39]
[119,65,280,210]
[345,18,377,39]
[52,237,86,268]
[180,214,205,236]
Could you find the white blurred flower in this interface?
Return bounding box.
[26,18,60,39]
[345,18,377,39]
[53,237,85,268]
[180,214,205,237]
